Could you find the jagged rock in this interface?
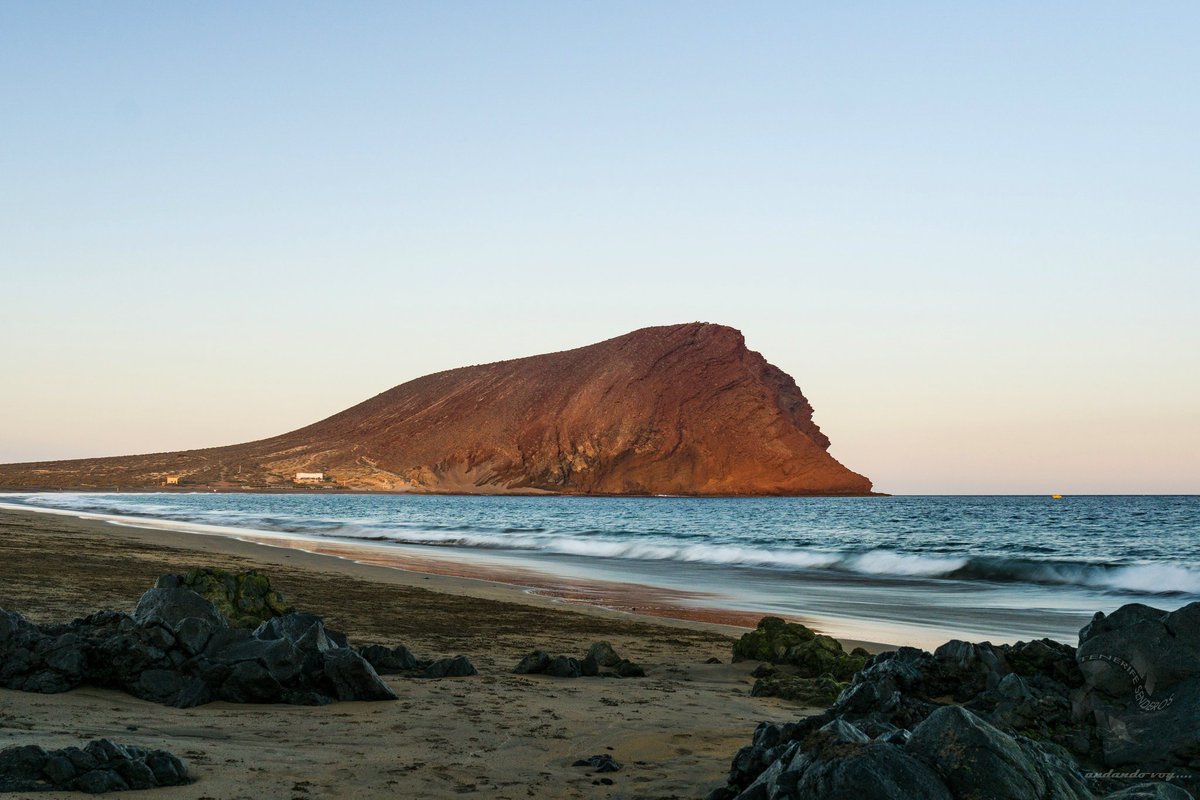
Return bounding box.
[359,643,420,673]
[321,648,397,700]
[0,739,190,793]
[1077,602,1200,771]
[155,568,292,629]
[421,655,477,679]
[514,651,552,675]
[252,612,348,650]
[908,706,1091,800]
[132,588,226,631]
[581,641,623,675]
[546,656,583,678]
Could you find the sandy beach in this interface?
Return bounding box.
[0,506,891,799]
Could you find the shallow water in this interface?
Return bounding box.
[4,493,1197,647]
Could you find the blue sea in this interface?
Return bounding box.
[3,493,1196,648]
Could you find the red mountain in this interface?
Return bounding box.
[0,323,873,495]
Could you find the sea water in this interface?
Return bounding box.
[4,493,1196,647]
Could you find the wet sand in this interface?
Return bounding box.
[0,507,892,799]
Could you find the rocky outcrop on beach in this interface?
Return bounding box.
[0,578,396,707]
[0,739,190,793]
[0,323,873,495]
[709,604,1200,799]
[514,641,645,678]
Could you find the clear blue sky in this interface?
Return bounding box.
[2,2,1197,493]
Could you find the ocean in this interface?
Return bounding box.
[3,492,1196,648]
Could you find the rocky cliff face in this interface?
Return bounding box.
[0,323,873,495]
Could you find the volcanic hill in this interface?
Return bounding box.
[0,323,873,495]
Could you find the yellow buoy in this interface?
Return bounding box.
[1051,494,1063,499]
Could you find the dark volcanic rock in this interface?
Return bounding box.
[751,674,844,706]
[0,578,395,708]
[708,603,1200,800]
[359,643,420,673]
[545,656,583,678]
[514,642,644,679]
[514,651,552,675]
[0,739,190,793]
[420,655,478,679]
[908,706,1091,800]
[1076,602,1200,772]
[131,588,227,630]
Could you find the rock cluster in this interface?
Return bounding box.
[358,644,477,678]
[514,641,645,678]
[0,580,396,707]
[709,603,1200,799]
[0,739,190,794]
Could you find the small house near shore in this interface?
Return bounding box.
[163,475,181,485]
[294,472,326,483]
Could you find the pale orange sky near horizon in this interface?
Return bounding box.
[2,4,1197,494]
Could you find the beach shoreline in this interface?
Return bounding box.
[0,502,896,650]
[0,505,888,799]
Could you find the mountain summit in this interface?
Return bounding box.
[0,323,873,495]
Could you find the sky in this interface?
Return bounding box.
[1,2,1197,494]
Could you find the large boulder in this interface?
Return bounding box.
[321,648,398,700]
[132,588,227,630]
[359,643,420,673]
[907,705,1091,800]
[253,612,349,651]
[1076,603,1200,771]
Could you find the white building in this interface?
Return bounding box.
[295,472,325,483]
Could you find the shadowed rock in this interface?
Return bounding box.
[514,642,644,679]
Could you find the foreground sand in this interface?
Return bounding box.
[0,508,890,799]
